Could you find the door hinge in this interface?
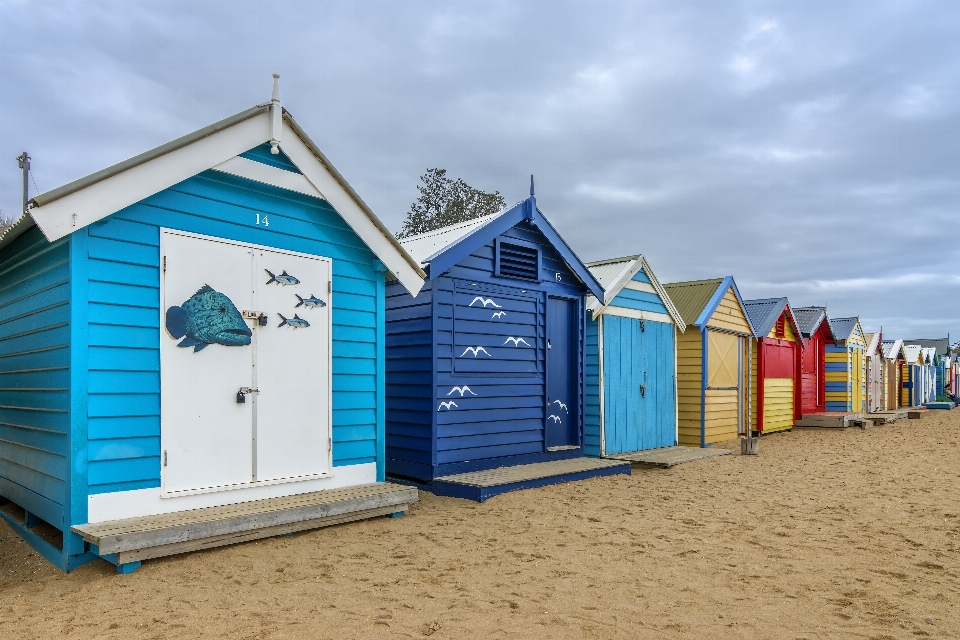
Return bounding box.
[162,255,166,273]
[163,450,168,467]
[328,437,332,452]
[328,280,332,294]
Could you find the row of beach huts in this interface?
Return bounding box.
[1,79,958,573]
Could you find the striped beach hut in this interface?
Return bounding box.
[662,278,756,447]
[742,298,804,434]
[901,344,924,407]
[0,77,425,572]
[825,317,867,413]
[881,339,905,409]
[583,255,686,457]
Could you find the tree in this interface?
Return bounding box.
[397,168,506,238]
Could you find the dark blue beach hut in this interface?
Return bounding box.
[384,187,630,501]
[0,77,424,573]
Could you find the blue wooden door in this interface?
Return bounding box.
[546,297,578,448]
[603,316,676,454]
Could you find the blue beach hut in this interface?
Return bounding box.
[0,77,425,573]
[384,186,631,501]
[582,255,686,457]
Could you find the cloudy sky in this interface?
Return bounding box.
[1,0,957,340]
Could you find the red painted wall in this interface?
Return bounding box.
[800,322,829,414]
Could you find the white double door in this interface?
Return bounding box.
[160,230,331,494]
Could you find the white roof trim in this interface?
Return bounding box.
[23,99,426,297]
[587,255,686,332]
[31,112,270,243]
[601,306,675,325]
[212,156,324,199]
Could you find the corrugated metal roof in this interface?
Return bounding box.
[902,338,950,356]
[586,258,634,290]
[828,317,859,342]
[742,298,787,338]
[661,279,724,326]
[864,332,882,356]
[793,306,826,337]
[881,339,903,360]
[584,255,686,331]
[921,346,937,363]
[398,208,511,266]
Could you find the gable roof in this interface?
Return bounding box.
[882,339,904,360]
[662,276,756,335]
[397,196,604,300]
[742,298,805,347]
[864,332,883,356]
[903,344,923,364]
[902,338,950,356]
[793,306,831,339]
[828,317,862,343]
[920,347,937,364]
[584,254,685,330]
[2,79,426,297]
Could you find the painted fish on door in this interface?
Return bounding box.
[295,294,326,309]
[265,269,300,286]
[165,285,252,352]
[278,313,310,329]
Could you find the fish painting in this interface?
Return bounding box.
[265,269,300,286]
[295,294,326,309]
[165,285,252,352]
[278,314,310,329]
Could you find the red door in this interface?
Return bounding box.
[800,330,825,414]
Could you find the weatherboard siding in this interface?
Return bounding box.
[676,329,702,447]
[0,227,71,529]
[584,315,601,456]
[82,169,385,495]
[705,288,752,335]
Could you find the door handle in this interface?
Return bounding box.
[639,384,646,398]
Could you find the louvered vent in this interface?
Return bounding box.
[498,242,539,280]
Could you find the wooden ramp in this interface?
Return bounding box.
[72,482,417,573]
[432,458,630,502]
[606,446,732,469]
[795,412,864,429]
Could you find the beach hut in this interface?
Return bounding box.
[920,348,937,404]
[661,278,756,447]
[881,339,905,409]
[905,339,951,402]
[384,187,630,502]
[863,332,885,413]
[793,307,834,415]
[0,77,425,573]
[825,317,867,413]
[742,298,804,435]
[582,255,686,457]
[901,345,924,407]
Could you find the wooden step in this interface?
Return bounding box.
[72,482,417,566]
[432,457,630,502]
[794,412,864,429]
[606,446,732,468]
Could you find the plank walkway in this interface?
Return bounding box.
[606,446,732,468]
[795,412,864,429]
[72,482,417,567]
[432,458,630,502]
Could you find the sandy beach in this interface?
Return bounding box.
[2,409,958,639]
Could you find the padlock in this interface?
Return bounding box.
[258,313,268,327]
[236,390,246,403]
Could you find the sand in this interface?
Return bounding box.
[2,409,959,639]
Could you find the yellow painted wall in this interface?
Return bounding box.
[750,343,758,431]
[901,366,912,406]
[704,389,739,443]
[762,378,794,432]
[676,329,703,447]
[705,287,753,334]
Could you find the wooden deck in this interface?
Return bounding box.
[72,482,417,572]
[794,412,864,429]
[869,410,909,423]
[432,458,630,502]
[606,446,732,468]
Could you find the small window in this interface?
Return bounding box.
[775,315,786,338]
[496,240,540,281]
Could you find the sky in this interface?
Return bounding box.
[1,0,957,341]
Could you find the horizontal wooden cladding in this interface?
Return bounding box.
[0,228,71,521]
[608,288,669,316]
[761,378,794,433]
[583,316,601,457]
[675,329,703,444]
[704,389,738,443]
[705,287,752,334]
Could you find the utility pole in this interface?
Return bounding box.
[16,152,30,215]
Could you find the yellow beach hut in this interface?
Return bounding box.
[825,317,867,413]
[662,277,757,447]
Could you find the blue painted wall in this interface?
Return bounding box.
[0,157,389,535]
[583,266,676,456]
[584,316,601,456]
[385,221,589,481]
[0,227,71,531]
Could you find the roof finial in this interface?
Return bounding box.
[269,73,282,155]
[530,174,535,197]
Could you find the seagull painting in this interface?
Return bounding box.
[438,401,458,411]
[553,399,568,412]
[503,337,531,347]
[469,296,502,308]
[547,415,562,423]
[491,311,507,319]
[459,346,492,357]
[447,386,477,397]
